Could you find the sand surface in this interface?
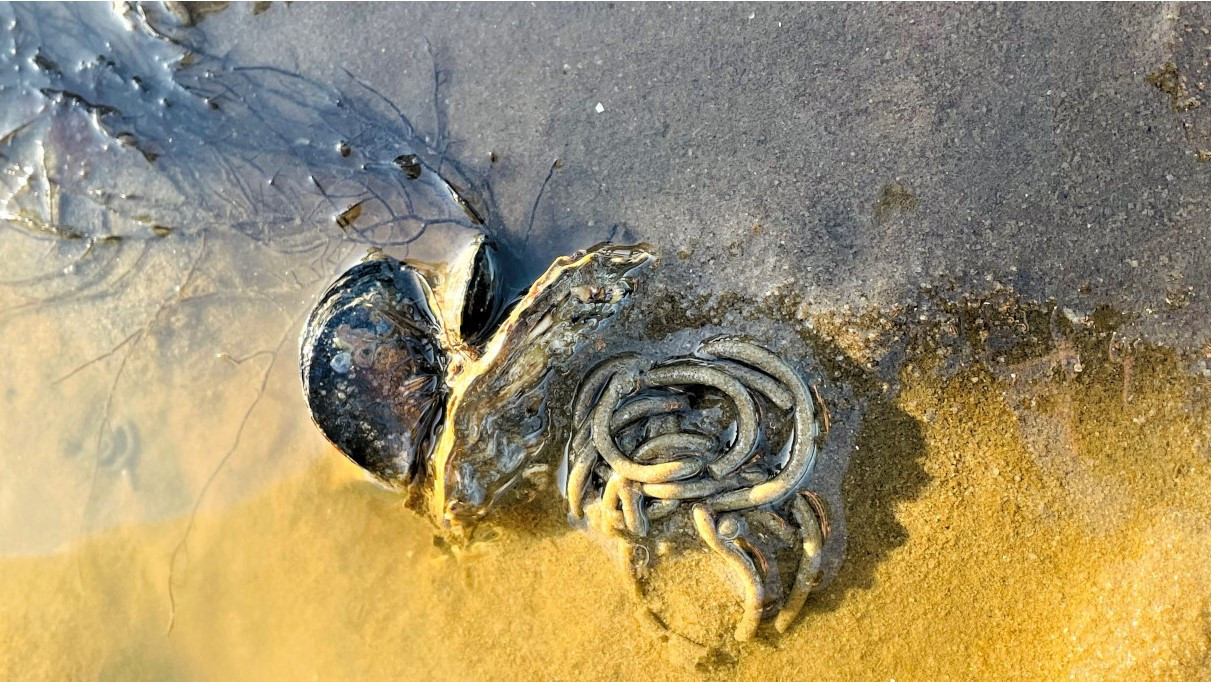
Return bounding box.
[3,301,1208,680]
[2,3,1210,680]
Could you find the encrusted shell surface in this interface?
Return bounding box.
[300,255,447,487]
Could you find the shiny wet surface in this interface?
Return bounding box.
[2,3,1211,680]
[0,1,508,552]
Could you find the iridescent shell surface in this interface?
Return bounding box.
[301,256,446,487]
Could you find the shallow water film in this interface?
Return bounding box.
[3,3,1210,680]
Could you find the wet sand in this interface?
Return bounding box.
[3,3,1211,680]
[4,316,1207,680]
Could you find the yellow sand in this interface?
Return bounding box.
[3,331,1208,681]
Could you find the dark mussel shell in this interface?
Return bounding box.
[459,240,506,347]
[300,255,447,486]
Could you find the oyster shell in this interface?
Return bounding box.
[300,235,653,528]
